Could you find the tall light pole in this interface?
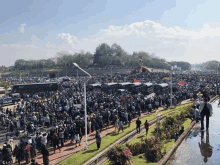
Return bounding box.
[165,62,173,107]
[73,63,92,150]
[42,61,44,78]
[65,62,67,77]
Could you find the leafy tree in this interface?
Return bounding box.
[94,43,112,64]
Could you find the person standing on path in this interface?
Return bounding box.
[199,97,213,130]
[95,130,101,150]
[118,118,124,134]
[128,113,131,127]
[41,145,49,165]
[136,118,142,133]
[144,120,149,136]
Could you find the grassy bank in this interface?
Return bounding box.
[103,106,192,165]
[59,103,191,165]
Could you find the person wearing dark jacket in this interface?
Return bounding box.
[128,113,131,127]
[52,131,60,153]
[199,98,213,130]
[136,118,142,133]
[41,145,49,165]
[95,131,101,150]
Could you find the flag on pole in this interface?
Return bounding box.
[179,81,184,86]
[134,80,140,83]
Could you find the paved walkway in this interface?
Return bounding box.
[14,99,191,165]
[167,99,219,165]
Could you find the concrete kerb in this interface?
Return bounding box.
[54,100,191,165]
[157,95,219,165]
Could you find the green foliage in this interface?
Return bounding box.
[168,61,191,70]
[107,144,133,165]
[0,78,10,90]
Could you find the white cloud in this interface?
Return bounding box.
[2,19,220,66]
[19,23,26,33]
[58,33,80,46]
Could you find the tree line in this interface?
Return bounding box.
[0,43,192,72]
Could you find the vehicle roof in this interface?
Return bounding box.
[13,82,58,86]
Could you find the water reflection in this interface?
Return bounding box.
[198,130,213,163]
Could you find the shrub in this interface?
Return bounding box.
[128,142,145,156]
[107,144,133,165]
[145,144,162,162]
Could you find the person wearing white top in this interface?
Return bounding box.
[41,133,47,147]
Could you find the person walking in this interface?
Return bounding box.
[136,118,142,133]
[144,120,149,136]
[199,97,213,130]
[95,130,101,150]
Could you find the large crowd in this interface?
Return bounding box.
[0,70,218,165]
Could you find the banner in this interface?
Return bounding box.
[134,80,140,83]
[179,81,185,86]
[163,77,170,80]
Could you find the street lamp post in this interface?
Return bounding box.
[65,62,67,77]
[42,62,44,78]
[73,63,92,150]
[36,61,38,78]
[165,62,174,107]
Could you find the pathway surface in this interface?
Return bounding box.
[14,99,190,165]
[167,100,220,165]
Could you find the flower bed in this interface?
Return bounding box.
[105,104,194,165]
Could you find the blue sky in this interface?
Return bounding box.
[1,0,220,66]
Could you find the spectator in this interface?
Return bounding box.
[144,120,149,136]
[118,118,124,134]
[41,145,49,165]
[199,97,213,130]
[95,130,101,150]
[136,118,142,133]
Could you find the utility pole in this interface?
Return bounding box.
[36,61,37,78]
[19,73,21,84]
[65,62,67,77]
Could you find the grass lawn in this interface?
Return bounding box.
[59,103,191,165]
[131,118,192,165]
[129,107,188,145]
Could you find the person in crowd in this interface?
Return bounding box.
[118,118,124,134]
[59,128,65,148]
[13,144,21,165]
[41,145,49,165]
[95,130,101,150]
[199,97,213,130]
[114,116,119,132]
[136,118,142,133]
[52,130,60,153]
[41,133,48,148]
[128,113,131,127]
[192,105,199,123]
[75,125,81,147]
[25,141,33,164]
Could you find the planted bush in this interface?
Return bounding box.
[107,144,133,165]
[127,142,145,156]
[145,144,162,162]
